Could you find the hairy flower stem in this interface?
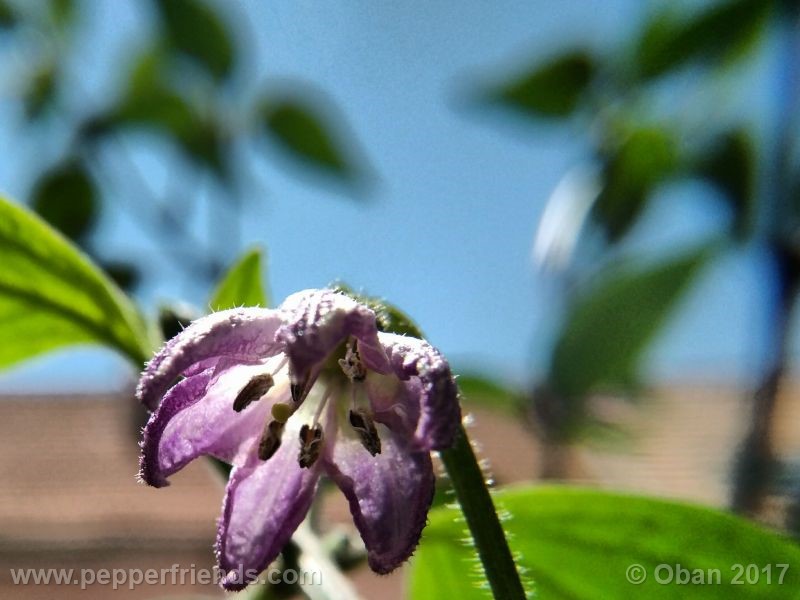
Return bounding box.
[439,423,527,600]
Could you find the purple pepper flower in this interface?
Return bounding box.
[137,288,460,590]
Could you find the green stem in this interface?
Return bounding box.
[439,423,527,600]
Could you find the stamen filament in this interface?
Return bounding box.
[312,387,335,427]
[272,355,289,375]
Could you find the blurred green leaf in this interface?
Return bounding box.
[158,303,199,340]
[262,99,356,182]
[116,85,195,134]
[635,0,773,80]
[154,0,234,80]
[24,61,57,120]
[90,48,225,174]
[101,260,140,292]
[0,196,152,369]
[123,47,224,175]
[31,162,97,242]
[0,0,16,28]
[487,51,594,118]
[49,0,75,27]
[181,117,226,176]
[699,129,756,241]
[457,373,524,414]
[125,44,168,95]
[594,127,677,241]
[209,248,268,311]
[373,301,423,338]
[410,486,800,599]
[549,246,710,401]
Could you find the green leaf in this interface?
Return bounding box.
[154,0,234,80]
[0,0,16,28]
[373,301,423,337]
[261,98,357,182]
[594,127,678,241]
[24,61,57,120]
[90,48,225,174]
[158,303,199,341]
[120,88,194,136]
[635,0,773,80]
[209,248,268,311]
[0,196,152,370]
[549,246,710,403]
[48,0,75,27]
[31,161,97,242]
[486,51,594,118]
[181,118,225,175]
[101,260,140,292]
[698,129,756,241]
[457,373,524,414]
[84,48,188,136]
[410,486,800,600]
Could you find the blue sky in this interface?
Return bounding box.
[0,0,797,393]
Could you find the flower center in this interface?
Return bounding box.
[231,338,384,469]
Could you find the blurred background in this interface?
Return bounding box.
[0,0,799,598]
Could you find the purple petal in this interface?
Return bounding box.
[139,358,290,487]
[276,289,389,386]
[324,423,435,574]
[378,332,461,450]
[364,371,421,438]
[137,307,282,410]
[216,434,322,591]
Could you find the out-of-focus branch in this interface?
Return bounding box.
[86,140,222,281]
[731,2,800,515]
[732,246,799,514]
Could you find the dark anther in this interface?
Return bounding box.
[233,374,274,412]
[258,420,285,461]
[349,409,381,456]
[298,423,324,468]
